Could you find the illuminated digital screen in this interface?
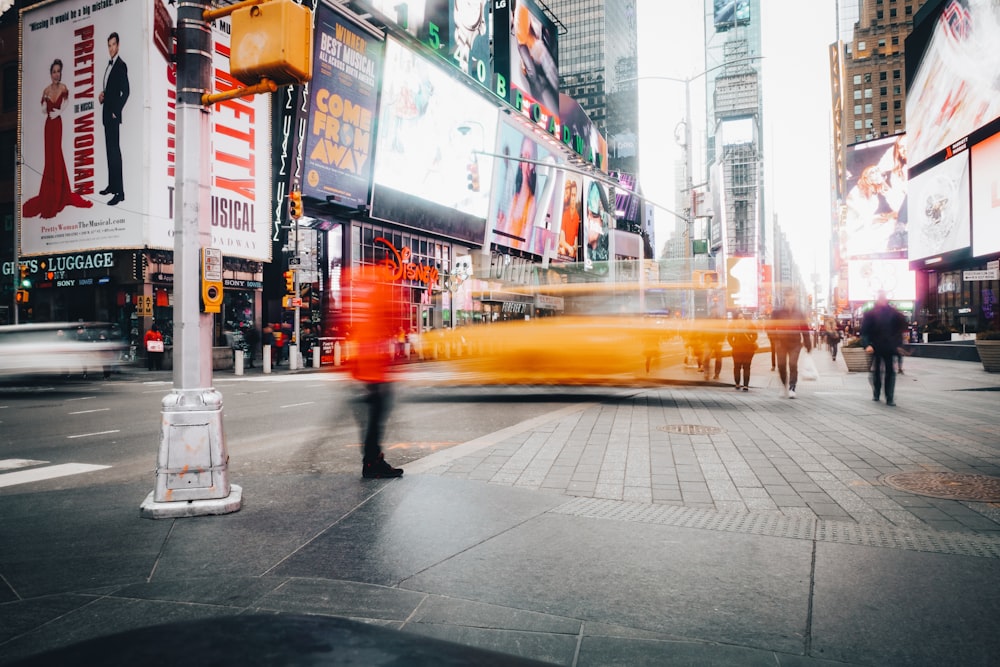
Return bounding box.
[843,135,908,259]
[370,38,498,244]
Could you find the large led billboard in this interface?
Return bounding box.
[487,117,559,253]
[726,256,758,310]
[371,38,498,244]
[583,177,611,270]
[359,1,494,93]
[847,259,917,301]
[301,5,384,208]
[842,135,908,259]
[504,0,559,116]
[556,173,583,262]
[906,0,1000,166]
[907,150,971,261]
[559,93,608,172]
[972,129,1000,257]
[19,0,271,261]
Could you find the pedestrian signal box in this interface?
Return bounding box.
[230,0,313,87]
[201,248,224,314]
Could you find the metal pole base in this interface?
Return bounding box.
[142,389,239,517]
[140,484,242,519]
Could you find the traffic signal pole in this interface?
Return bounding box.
[140,0,241,518]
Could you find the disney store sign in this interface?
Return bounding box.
[374,237,439,288]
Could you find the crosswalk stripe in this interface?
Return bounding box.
[0,463,110,489]
[0,459,48,471]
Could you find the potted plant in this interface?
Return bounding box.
[975,327,1000,373]
[841,336,872,372]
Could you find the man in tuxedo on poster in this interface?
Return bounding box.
[99,32,129,206]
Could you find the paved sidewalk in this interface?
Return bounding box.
[2,353,1000,665]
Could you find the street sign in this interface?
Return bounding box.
[288,257,302,267]
[963,269,998,281]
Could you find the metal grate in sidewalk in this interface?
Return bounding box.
[550,497,1000,559]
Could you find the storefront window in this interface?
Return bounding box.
[349,222,452,332]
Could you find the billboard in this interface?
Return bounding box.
[907,150,971,261]
[842,135,908,259]
[370,38,498,244]
[301,5,384,208]
[487,117,559,252]
[360,0,449,45]
[19,0,271,261]
[847,259,917,301]
[726,255,758,309]
[971,129,1000,257]
[504,0,559,116]
[905,0,1000,166]
[583,177,611,270]
[558,93,608,172]
[714,0,750,31]
[359,0,494,92]
[556,173,583,262]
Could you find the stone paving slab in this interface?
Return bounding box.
[411,354,1000,535]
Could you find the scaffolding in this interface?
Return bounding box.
[721,142,759,257]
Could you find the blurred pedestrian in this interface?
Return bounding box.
[727,313,758,391]
[701,328,724,380]
[861,290,907,406]
[825,321,842,361]
[763,317,777,371]
[143,323,164,371]
[243,325,258,368]
[770,288,812,398]
[348,262,404,479]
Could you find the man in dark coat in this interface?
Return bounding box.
[99,32,129,206]
[860,290,907,406]
[770,288,812,399]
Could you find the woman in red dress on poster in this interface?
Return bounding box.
[22,59,93,219]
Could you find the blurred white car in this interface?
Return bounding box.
[0,322,127,379]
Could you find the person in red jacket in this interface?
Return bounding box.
[347,262,404,479]
[143,323,164,371]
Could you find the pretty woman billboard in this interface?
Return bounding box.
[19,0,271,261]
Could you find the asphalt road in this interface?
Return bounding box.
[0,370,630,493]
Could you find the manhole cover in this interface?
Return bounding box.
[659,424,725,435]
[881,472,1000,502]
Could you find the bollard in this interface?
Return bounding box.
[234,349,244,376]
[334,341,341,366]
[288,343,299,370]
[313,344,320,368]
[263,344,272,374]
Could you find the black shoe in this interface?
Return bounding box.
[872,396,879,402]
[99,186,113,195]
[108,194,124,206]
[886,400,896,407]
[362,453,403,479]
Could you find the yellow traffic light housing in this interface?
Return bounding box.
[229,0,313,87]
[284,270,294,293]
[288,190,303,220]
[15,289,29,304]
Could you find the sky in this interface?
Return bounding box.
[636,0,837,297]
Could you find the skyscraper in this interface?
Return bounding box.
[547,0,640,174]
[703,0,766,311]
